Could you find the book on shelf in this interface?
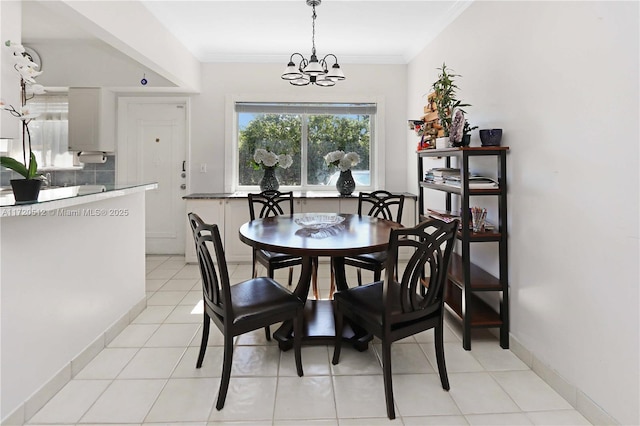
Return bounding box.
[424,168,462,183]
[429,168,460,177]
[443,176,499,189]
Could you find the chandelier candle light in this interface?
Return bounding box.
[281,0,345,87]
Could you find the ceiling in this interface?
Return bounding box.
[22,0,472,65]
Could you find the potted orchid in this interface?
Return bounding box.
[324,150,361,196]
[251,148,293,191]
[1,40,46,203]
[461,120,478,147]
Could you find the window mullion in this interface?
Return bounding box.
[301,114,308,187]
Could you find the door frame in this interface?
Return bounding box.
[116,96,191,190]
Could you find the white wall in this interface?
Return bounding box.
[40,0,200,92]
[28,40,173,89]
[188,62,407,194]
[407,2,639,424]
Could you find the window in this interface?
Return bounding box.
[234,102,376,191]
[22,94,75,169]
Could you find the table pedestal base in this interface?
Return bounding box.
[273,299,371,352]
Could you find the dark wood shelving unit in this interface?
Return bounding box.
[444,283,503,327]
[417,146,509,350]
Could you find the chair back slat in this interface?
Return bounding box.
[188,213,233,319]
[358,190,405,223]
[384,219,458,324]
[248,190,294,220]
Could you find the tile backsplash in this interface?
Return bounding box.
[0,155,116,187]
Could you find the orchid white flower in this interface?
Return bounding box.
[17,66,42,84]
[18,105,39,120]
[26,84,46,95]
[14,54,38,69]
[6,40,25,55]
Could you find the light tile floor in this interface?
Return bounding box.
[26,255,592,426]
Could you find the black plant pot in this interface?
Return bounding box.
[10,179,42,203]
[452,134,472,147]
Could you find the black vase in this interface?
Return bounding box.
[259,167,279,191]
[336,170,356,196]
[10,179,42,204]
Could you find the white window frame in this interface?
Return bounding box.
[224,94,385,193]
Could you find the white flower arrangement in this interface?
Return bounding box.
[1,40,46,180]
[252,148,293,170]
[324,150,361,172]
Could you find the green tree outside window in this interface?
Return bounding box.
[238,112,371,187]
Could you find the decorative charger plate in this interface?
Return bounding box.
[295,214,345,230]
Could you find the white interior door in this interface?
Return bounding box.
[119,100,188,254]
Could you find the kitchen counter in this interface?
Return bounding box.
[1,182,156,423]
[1,183,158,211]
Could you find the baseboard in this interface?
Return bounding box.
[1,296,147,426]
[509,334,618,425]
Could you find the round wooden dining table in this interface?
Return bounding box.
[239,213,400,351]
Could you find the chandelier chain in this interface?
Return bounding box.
[311,4,317,56]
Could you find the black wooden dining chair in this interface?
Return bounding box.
[332,218,458,419]
[343,190,405,286]
[188,212,304,410]
[248,190,320,298]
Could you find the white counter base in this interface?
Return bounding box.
[1,184,155,423]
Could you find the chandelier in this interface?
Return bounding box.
[281,0,345,87]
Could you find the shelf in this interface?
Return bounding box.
[416,143,509,349]
[420,181,502,195]
[457,230,501,242]
[417,146,510,158]
[444,281,502,327]
[448,253,503,290]
[421,214,501,241]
